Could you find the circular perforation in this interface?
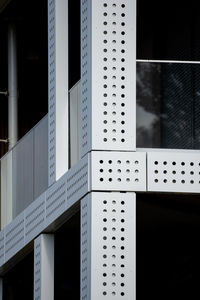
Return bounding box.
[153,159,200,186]
[102,197,126,297]
[101,1,127,145]
[98,157,140,185]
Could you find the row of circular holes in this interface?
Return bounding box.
[103,3,126,143]
[102,199,125,296]
[99,160,139,164]
[154,179,200,184]
[100,177,139,183]
[155,170,200,175]
[154,161,200,166]
[100,169,139,173]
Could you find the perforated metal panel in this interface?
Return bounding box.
[46,173,67,226]
[81,194,91,300]
[81,192,136,300]
[5,211,24,262]
[34,236,41,300]
[80,0,91,156]
[67,155,89,207]
[25,193,46,244]
[81,0,136,157]
[34,234,54,300]
[48,0,69,185]
[147,151,200,193]
[1,151,12,229]
[0,231,4,266]
[48,0,56,185]
[91,151,146,191]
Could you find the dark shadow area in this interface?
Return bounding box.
[54,211,80,300]
[137,0,200,61]
[0,0,48,158]
[69,0,80,89]
[3,251,33,300]
[137,193,200,300]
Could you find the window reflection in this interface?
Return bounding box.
[136,62,200,149]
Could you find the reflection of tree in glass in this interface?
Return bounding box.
[136,63,161,148]
[136,63,200,149]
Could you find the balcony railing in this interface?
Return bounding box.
[0,115,48,229]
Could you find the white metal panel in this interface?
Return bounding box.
[91,151,146,191]
[34,236,41,300]
[66,154,89,208]
[81,192,136,300]
[4,211,24,262]
[25,193,46,245]
[147,151,200,193]
[0,278,2,300]
[12,130,34,218]
[81,194,91,300]
[46,173,67,227]
[70,82,81,167]
[81,0,136,156]
[34,234,54,300]
[55,0,68,181]
[80,0,91,157]
[48,0,56,185]
[1,151,12,229]
[48,0,69,186]
[34,116,48,199]
[0,231,4,266]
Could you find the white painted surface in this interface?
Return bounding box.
[81,192,136,300]
[34,234,54,300]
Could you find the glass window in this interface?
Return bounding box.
[137,0,200,61]
[136,62,200,149]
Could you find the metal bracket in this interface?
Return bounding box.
[0,91,8,97]
[0,139,8,143]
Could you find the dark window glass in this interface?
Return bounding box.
[3,252,33,300]
[69,0,80,88]
[137,0,200,61]
[136,62,200,149]
[54,211,80,300]
[137,193,200,300]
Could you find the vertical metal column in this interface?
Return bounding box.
[34,234,54,300]
[80,0,136,157]
[81,192,136,300]
[48,0,69,186]
[80,0,137,299]
[8,23,18,150]
[0,278,2,299]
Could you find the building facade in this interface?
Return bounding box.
[0,0,200,299]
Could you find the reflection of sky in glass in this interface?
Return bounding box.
[136,63,200,149]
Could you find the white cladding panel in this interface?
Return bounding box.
[70,82,81,167]
[147,151,200,193]
[1,151,12,229]
[81,0,136,156]
[46,173,67,227]
[81,192,136,300]
[91,151,146,191]
[48,0,56,185]
[25,193,46,245]
[34,234,54,300]
[48,0,68,185]
[0,231,4,266]
[4,211,24,262]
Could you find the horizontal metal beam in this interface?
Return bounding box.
[0,148,200,272]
